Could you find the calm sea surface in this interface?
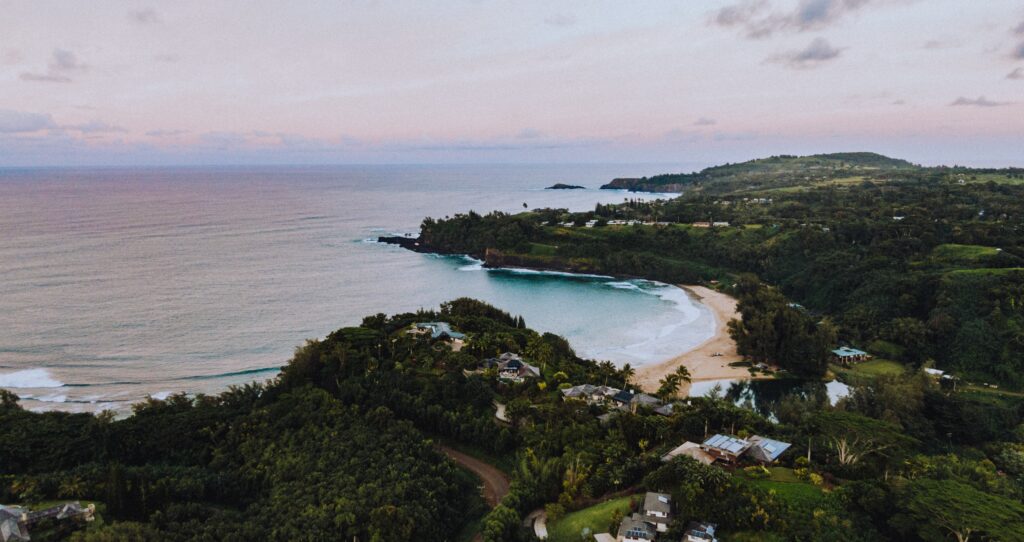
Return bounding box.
[0,164,715,412]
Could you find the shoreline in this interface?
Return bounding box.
[633,285,759,395]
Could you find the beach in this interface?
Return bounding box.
[633,285,755,395]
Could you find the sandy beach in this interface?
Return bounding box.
[634,285,755,395]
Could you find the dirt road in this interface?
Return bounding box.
[439,445,511,508]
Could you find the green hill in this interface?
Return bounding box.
[600,152,918,193]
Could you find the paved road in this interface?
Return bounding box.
[438,445,511,508]
[524,509,548,540]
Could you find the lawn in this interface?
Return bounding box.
[546,495,636,542]
[830,358,905,381]
[735,467,824,508]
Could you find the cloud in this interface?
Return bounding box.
[154,53,179,63]
[20,49,87,83]
[712,0,898,39]
[770,37,843,68]
[544,13,577,27]
[128,8,161,24]
[1014,41,1024,60]
[0,110,57,133]
[1008,67,1024,80]
[950,96,1011,107]
[694,117,717,126]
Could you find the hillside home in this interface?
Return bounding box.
[684,521,718,542]
[483,353,540,382]
[661,441,715,465]
[617,513,656,542]
[747,436,792,464]
[701,434,752,464]
[561,384,621,405]
[412,322,466,340]
[642,492,672,532]
[831,346,871,365]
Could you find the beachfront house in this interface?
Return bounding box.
[684,521,718,542]
[617,513,657,542]
[662,441,715,465]
[642,492,672,532]
[412,322,466,341]
[561,384,621,405]
[747,436,792,465]
[701,434,752,464]
[831,346,871,365]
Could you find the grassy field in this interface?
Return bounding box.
[929,243,1002,265]
[830,358,905,381]
[546,495,636,542]
[735,467,824,508]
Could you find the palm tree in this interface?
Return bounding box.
[657,373,681,399]
[621,363,635,386]
[674,364,692,383]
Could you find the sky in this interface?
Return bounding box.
[1,0,1023,168]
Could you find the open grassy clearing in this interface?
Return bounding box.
[546,495,636,542]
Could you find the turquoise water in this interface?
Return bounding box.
[0,164,711,413]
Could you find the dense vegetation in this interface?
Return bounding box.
[419,154,1024,387]
[3,298,1024,541]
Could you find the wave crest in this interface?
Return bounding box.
[0,368,64,389]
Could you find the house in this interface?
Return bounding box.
[831,346,871,365]
[701,434,751,464]
[0,506,28,542]
[712,221,730,227]
[691,222,711,228]
[653,403,676,417]
[610,390,663,412]
[746,436,792,464]
[617,513,656,542]
[483,353,540,382]
[561,384,621,405]
[1,502,94,542]
[683,521,718,542]
[412,322,466,340]
[642,492,672,532]
[661,441,715,465]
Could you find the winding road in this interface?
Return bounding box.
[438,445,511,508]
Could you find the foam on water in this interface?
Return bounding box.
[0,368,64,388]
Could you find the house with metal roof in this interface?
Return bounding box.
[701,434,752,464]
[831,346,871,365]
[617,513,656,542]
[0,506,29,542]
[642,492,672,532]
[412,322,466,340]
[684,521,718,542]
[747,436,792,464]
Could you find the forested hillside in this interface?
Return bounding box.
[417,155,1024,387]
[4,298,1024,541]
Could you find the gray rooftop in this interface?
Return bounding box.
[748,435,792,462]
[703,434,751,455]
[643,492,671,515]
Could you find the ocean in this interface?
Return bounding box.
[0,164,715,413]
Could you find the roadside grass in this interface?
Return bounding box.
[735,467,824,508]
[546,495,636,542]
